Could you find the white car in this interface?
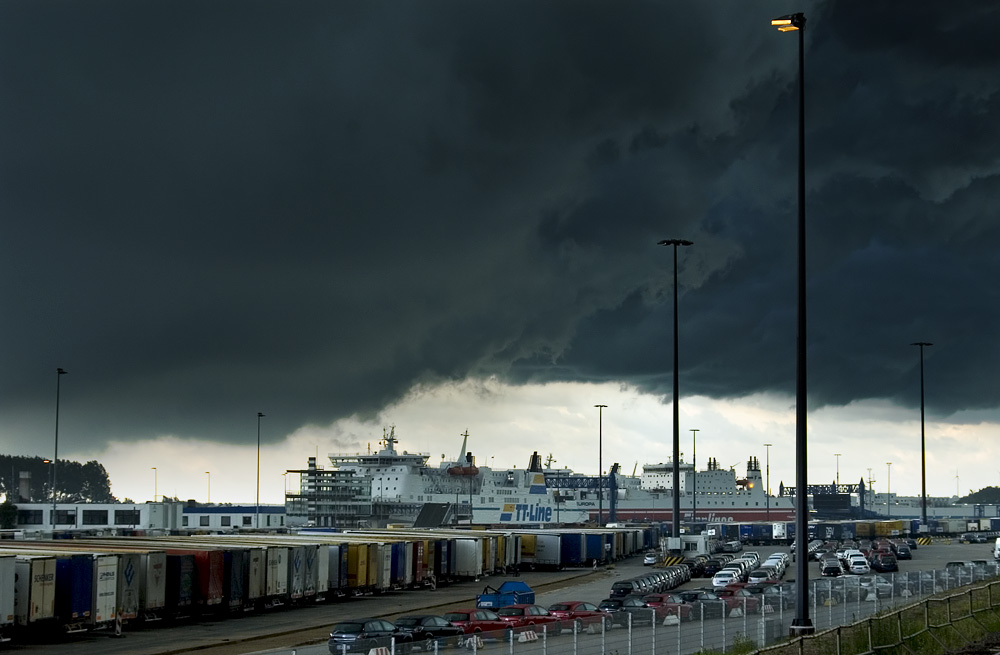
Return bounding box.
[643,552,658,566]
[712,571,737,588]
[848,558,870,575]
[765,556,786,575]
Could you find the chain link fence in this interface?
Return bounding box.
[331,563,1000,655]
[330,564,1000,655]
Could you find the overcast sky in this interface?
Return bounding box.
[3,2,999,506]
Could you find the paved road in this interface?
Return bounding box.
[10,540,994,655]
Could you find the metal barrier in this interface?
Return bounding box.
[340,564,1000,655]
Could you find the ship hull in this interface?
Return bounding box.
[598,507,797,523]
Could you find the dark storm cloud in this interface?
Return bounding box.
[2,1,999,453]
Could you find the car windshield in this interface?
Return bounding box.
[333,623,365,634]
[395,618,420,627]
[443,613,468,622]
[497,608,523,616]
[548,604,571,611]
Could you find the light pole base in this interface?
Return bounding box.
[789,620,815,637]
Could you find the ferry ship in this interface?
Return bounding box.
[286,428,795,528]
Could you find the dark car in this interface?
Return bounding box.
[682,558,707,577]
[329,618,407,654]
[895,544,912,560]
[393,615,465,648]
[610,579,643,598]
[703,559,727,576]
[598,596,657,627]
[547,601,612,631]
[442,609,511,636]
[871,554,898,572]
[820,561,843,577]
[747,583,795,610]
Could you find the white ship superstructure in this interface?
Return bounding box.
[289,428,591,527]
[286,427,796,528]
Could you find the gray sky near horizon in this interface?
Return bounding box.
[3,1,1000,458]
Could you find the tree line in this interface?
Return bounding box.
[0,454,116,504]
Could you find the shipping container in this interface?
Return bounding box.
[376,543,392,591]
[54,553,93,626]
[314,544,330,597]
[454,539,482,578]
[402,542,414,587]
[171,549,224,608]
[165,553,195,611]
[560,532,586,566]
[412,540,425,584]
[112,551,141,620]
[92,554,118,625]
[585,533,604,563]
[346,543,368,591]
[522,533,561,569]
[26,540,167,620]
[0,555,13,639]
[264,546,289,599]
[138,550,168,616]
[366,543,379,588]
[14,555,56,625]
[221,548,246,611]
[337,543,350,591]
[287,545,305,600]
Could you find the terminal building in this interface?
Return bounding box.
[4,501,292,535]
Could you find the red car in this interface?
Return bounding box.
[442,608,512,635]
[715,588,761,613]
[546,601,612,631]
[495,605,565,634]
[641,594,693,621]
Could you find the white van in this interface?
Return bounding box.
[993,537,1000,560]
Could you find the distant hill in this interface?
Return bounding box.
[0,454,116,503]
[958,486,1000,505]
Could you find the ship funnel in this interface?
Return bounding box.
[527,451,543,472]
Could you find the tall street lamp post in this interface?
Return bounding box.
[52,367,68,530]
[770,10,810,636]
[764,443,773,521]
[911,342,932,526]
[658,238,693,541]
[690,429,699,523]
[206,471,211,504]
[595,404,607,526]
[834,453,841,486]
[257,412,265,529]
[886,462,892,517]
[151,467,157,502]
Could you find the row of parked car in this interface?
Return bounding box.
[813,537,915,577]
[609,563,693,598]
[327,596,666,654]
[709,550,791,588]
